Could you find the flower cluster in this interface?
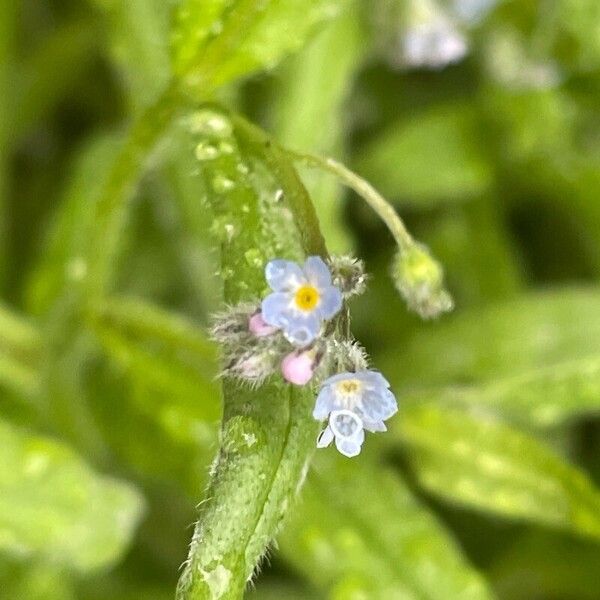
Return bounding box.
[212,256,399,458]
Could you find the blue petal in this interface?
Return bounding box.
[313,386,341,420]
[265,260,305,292]
[317,426,334,448]
[354,370,390,389]
[360,388,398,422]
[303,256,331,288]
[282,311,320,347]
[261,292,292,327]
[316,286,343,320]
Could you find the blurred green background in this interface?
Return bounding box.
[3,0,600,598]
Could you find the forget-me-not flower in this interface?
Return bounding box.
[261,257,343,347]
[313,370,398,457]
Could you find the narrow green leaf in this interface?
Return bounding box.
[12,20,98,138]
[25,134,123,316]
[405,355,600,428]
[0,302,42,399]
[386,287,600,389]
[89,296,220,425]
[384,287,600,429]
[0,418,144,571]
[356,106,492,205]
[176,109,324,599]
[397,405,600,540]
[279,453,493,600]
[172,0,348,91]
[90,296,215,361]
[489,530,600,600]
[0,559,74,600]
[0,0,17,291]
[91,0,172,110]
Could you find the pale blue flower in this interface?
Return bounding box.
[314,370,398,457]
[317,410,365,458]
[261,256,343,347]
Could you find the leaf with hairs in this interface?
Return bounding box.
[397,405,600,540]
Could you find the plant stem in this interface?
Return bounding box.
[287,150,415,252]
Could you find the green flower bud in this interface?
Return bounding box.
[328,255,368,299]
[392,244,454,319]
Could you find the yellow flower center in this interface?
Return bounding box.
[337,379,361,396]
[295,285,320,311]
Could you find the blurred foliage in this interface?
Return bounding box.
[3,0,600,598]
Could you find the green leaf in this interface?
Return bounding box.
[489,530,600,600]
[279,453,493,600]
[12,20,99,138]
[176,110,325,599]
[0,559,75,600]
[397,405,600,540]
[382,288,600,426]
[25,134,123,316]
[171,0,348,91]
[0,302,42,399]
[355,106,493,205]
[0,0,17,291]
[387,287,600,388]
[0,418,144,571]
[405,355,600,428]
[89,296,221,427]
[91,0,173,110]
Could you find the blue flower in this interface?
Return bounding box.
[317,410,365,458]
[313,370,398,457]
[261,256,343,347]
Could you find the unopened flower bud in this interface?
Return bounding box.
[392,244,454,319]
[249,311,278,337]
[328,255,368,299]
[281,349,318,386]
[225,349,278,386]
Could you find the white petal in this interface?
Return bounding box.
[261,292,292,327]
[316,286,343,320]
[313,385,342,420]
[329,409,363,439]
[355,370,390,389]
[317,426,334,448]
[283,312,320,347]
[363,420,387,433]
[335,428,365,458]
[303,256,331,288]
[360,388,398,422]
[320,371,355,388]
[265,260,305,292]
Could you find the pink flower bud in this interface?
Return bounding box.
[281,350,315,386]
[249,312,278,337]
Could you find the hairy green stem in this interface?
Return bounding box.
[287,150,415,251]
